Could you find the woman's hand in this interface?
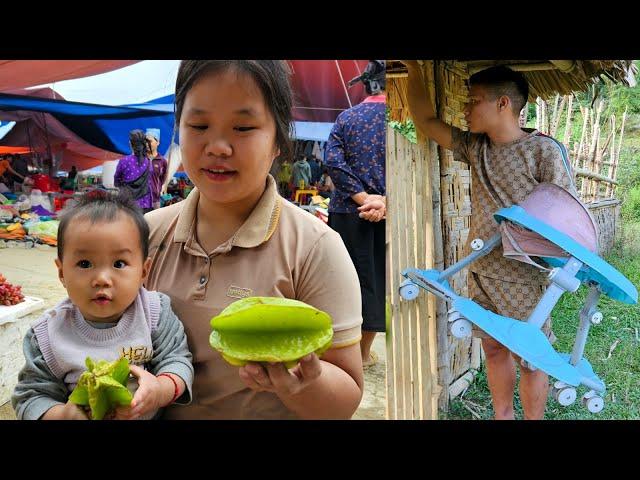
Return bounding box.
[238,354,323,396]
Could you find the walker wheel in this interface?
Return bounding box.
[450,319,472,338]
[399,282,420,301]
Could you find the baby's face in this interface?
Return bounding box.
[55,214,150,323]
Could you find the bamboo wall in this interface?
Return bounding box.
[386,124,441,419]
[433,61,483,410]
[588,199,621,254]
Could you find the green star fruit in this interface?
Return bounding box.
[68,357,133,420]
[210,297,333,369]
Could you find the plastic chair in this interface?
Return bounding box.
[294,188,318,206]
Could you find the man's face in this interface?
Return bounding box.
[462,84,502,134]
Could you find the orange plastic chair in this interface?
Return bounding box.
[294,189,318,205]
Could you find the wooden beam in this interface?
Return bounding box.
[575,168,618,185]
[549,60,577,72]
[448,371,477,399]
[469,62,556,74]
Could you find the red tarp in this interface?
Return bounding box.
[0,87,121,170]
[0,60,140,91]
[288,60,369,123]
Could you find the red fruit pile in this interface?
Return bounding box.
[0,273,25,306]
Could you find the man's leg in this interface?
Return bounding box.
[329,212,380,365]
[515,355,549,420]
[482,336,517,420]
[360,331,377,365]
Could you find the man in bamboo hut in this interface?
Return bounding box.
[402,61,576,420]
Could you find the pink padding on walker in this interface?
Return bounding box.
[500,183,599,268]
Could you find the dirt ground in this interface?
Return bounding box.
[0,244,386,420]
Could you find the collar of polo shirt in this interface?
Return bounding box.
[173,175,282,249]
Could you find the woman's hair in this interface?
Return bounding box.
[129,129,151,166]
[57,189,150,261]
[174,60,294,163]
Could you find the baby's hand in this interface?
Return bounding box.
[43,401,89,420]
[113,365,164,420]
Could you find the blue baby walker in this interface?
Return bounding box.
[400,183,638,413]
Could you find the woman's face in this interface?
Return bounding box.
[179,68,279,207]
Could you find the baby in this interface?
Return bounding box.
[12,190,193,420]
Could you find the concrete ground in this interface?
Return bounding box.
[0,243,386,420]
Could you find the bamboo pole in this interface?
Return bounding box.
[387,126,401,420]
[550,94,566,138]
[563,95,574,149]
[398,132,410,418]
[607,115,617,199]
[468,62,558,74]
[576,105,588,172]
[411,131,425,419]
[575,168,618,184]
[608,108,627,198]
[448,371,476,399]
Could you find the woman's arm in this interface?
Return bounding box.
[239,229,365,419]
[240,343,362,419]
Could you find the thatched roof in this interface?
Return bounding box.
[387,60,637,123]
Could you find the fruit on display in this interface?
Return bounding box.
[0,273,25,306]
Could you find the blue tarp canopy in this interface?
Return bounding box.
[0,92,332,155]
[0,93,174,155]
[292,121,334,142]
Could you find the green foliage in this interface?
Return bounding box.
[622,185,640,222]
[388,119,417,144]
[386,105,417,143]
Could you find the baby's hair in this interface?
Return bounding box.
[57,190,150,261]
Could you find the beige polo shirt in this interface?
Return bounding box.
[144,175,362,419]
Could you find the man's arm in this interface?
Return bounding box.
[402,60,453,150]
